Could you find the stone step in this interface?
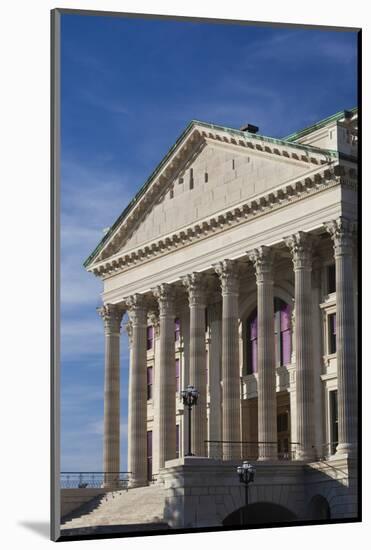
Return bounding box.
[61,483,168,530]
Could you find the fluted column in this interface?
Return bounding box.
[325,217,357,457]
[153,284,176,468]
[248,247,277,461]
[182,273,207,456]
[125,294,148,487]
[208,301,222,448]
[99,304,123,488]
[214,260,241,460]
[285,232,315,461]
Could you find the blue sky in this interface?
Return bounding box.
[60,13,358,472]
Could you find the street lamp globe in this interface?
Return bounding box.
[181,385,199,456]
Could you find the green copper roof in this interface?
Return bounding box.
[283,107,358,142]
[83,117,341,269]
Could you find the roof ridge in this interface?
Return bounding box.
[283,106,358,142]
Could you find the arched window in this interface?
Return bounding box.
[246,298,292,374]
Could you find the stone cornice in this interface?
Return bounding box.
[85,119,357,268]
[89,166,356,279]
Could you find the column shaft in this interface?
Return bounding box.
[153,284,176,468]
[215,260,241,460]
[99,304,122,488]
[285,232,315,461]
[325,218,357,456]
[183,274,207,456]
[126,295,147,487]
[249,247,277,461]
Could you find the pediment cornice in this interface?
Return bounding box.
[84,120,344,269]
[88,164,357,279]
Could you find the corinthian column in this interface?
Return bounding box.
[284,232,315,461]
[182,273,207,456]
[325,217,357,457]
[248,247,277,461]
[152,284,176,468]
[214,259,241,460]
[125,294,148,487]
[99,304,123,488]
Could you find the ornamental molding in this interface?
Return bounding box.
[89,165,355,279]
[85,118,357,270]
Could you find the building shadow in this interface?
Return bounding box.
[18,521,50,539]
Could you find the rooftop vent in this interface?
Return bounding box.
[240,123,259,134]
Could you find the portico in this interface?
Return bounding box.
[85,108,358,521]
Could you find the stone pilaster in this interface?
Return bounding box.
[152,284,176,468]
[99,304,123,488]
[284,232,315,461]
[325,217,357,457]
[125,294,148,487]
[248,247,277,461]
[214,259,241,460]
[182,273,208,456]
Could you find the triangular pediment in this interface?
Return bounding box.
[85,121,335,269]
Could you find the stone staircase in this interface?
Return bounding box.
[61,483,169,532]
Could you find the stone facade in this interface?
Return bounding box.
[85,108,358,526]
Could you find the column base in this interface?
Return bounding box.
[334,443,357,460]
[128,478,148,489]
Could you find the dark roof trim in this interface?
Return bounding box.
[283,107,358,143]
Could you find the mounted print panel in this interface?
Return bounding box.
[51,8,360,542]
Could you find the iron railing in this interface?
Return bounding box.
[60,472,131,489]
[205,441,300,461]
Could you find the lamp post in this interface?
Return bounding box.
[237,461,256,525]
[180,385,199,456]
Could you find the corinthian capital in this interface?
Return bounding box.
[247,246,274,283]
[324,217,355,256]
[124,294,147,325]
[125,320,133,345]
[213,259,240,295]
[284,232,312,271]
[152,283,175,316]
[98,304,123,333]
[182,272,207,307]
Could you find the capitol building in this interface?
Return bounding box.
[75,108,358,529]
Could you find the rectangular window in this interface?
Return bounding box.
[147,325,154,350]
[175,318,180,341]
[204,172,208,183]
[175,359,180,393]
[327,264,336,294]
[330,390,338,454]
[147,431,153,481]
[189,168,194,190]
[328,313,336,354]
[277,412,288,433]
[176,425,180,458]
[147,366,153,400]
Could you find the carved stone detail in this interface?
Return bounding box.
[98,304,123,334]
[324,216,355,257]
[247,246,274,283]
[213,259,240,295]
[284,231,313,270]
[182,272,207,307]
[152,283,176,316]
